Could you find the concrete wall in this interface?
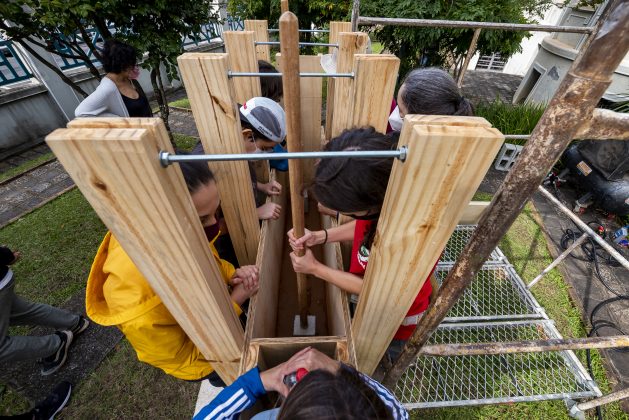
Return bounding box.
[0,42,223,159]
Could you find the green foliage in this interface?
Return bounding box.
[474,99,546,143]
[360,0,553,78]
[227,0,351,32]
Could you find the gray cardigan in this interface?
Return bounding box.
[75,77,129,118]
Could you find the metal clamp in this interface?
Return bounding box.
[159,147,408,168]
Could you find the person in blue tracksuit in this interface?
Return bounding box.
[194,347,408,420]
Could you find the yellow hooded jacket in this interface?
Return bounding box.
[86,231,241,381]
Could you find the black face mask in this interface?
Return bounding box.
[351,212,381,221]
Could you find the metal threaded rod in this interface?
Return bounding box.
[268,29,330,33]
[227,71,354,78]
[159,147,408,167]
[255,41,338,47]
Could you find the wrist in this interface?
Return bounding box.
[316,230,326,245]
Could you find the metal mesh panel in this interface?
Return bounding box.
[439,225,505,266]
[396,322,598,408]
[437,265,542,321]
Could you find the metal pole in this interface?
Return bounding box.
[227,71,354,78]
[538,186,629,271]
[527,234,589,288]
[382,0,629,390]
[357,17,595,33]
[576,387,629,412]
[457,28,481,88]
[268,29,331,33]
[419,335,629,356]
[351,0,361,31]
[255,41,338,47]
[158,148,407,167]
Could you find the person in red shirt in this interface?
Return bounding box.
[288,126,437,363]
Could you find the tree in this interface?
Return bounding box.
[0,0,218,139]
[358,0,553,79]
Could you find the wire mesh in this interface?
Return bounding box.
[396,321,599,408]
[437,265,542,321]
[439,225,505,266]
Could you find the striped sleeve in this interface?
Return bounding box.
[359,373,409,420]
[194,367,266,420]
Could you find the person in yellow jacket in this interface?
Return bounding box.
[86,157,260,386]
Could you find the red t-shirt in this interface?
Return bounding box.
[349,220,435,340]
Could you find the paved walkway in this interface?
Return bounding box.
[461,70,523,104]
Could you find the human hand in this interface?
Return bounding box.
[257,202,282,220]
[230,282,259,306]
[287,228,321,251]
[231,265,259,291]
[260,180,282,196]
[289,248,319,275]
[282,347,340,377]
[259,362,292,397]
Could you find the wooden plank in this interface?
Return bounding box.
[178,53,260,266]
[46,122,243,383]
[247,170,287,340]
[223,31,262,104]
[324,22,353,141]
[352,116,504,374]
[350,54,400,133]
[281,0,289,13]
[330,32,369,139]
[460,201,490,224]
[245,20,271,62]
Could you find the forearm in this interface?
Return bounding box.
[309,220,356,245]
[313,262,363,295]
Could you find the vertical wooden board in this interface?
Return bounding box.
[330,32,369,138]
[247,170,287,340]
[46,123,243,383]
[352,118,504,374]
[224,31,262,104]
[324,22,353,141]
[350,54,400,133]
[460,201,490,224]
[245,20,271,62]
[178,53,260,266]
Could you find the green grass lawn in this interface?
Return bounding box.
[0,152,55,183]
[169,98,191,109]
[1,187,627,418]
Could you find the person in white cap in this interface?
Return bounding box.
[240,97,287,221]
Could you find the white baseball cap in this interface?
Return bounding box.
[239,97,286,143]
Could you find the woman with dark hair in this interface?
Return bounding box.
[85,155,259,386]
[194,347,407,419]
[75,39,152,118]
[288,127,436,362]
[388,67,473,131]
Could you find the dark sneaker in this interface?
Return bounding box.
[31,381,72,420]
[41,331,73,376]
[70,315,89,336]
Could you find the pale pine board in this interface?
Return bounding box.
[245,20,271,62]
[224,31,262,104]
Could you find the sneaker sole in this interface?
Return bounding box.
[41,331,73,376]
[73,318,90,336]
[51,383,72,419]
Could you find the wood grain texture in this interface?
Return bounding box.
[279,12,309,325]
[281,0,289,13]
[324,22,353,141]
[46,121,243,383]
[224,31,262,104]
[330,32,369,139]
[178,53,260,266]
[351,54,400,133]
[352,116,504,374]
[244,20,271,62]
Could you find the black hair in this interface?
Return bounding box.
[311,127,397,249]
[240,118,271,142]
[278,365,394,419]
[258,60,283,102]
[177,150,215,193]
[101,39,137,74]
[400,67,474,116]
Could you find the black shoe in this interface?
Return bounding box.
[41,331,73,376]
[31,381,72,420]
[70,315,89,336]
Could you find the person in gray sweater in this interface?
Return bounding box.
[75,39,151,118]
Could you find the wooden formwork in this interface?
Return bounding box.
[47,16,505,390]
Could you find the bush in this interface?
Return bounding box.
[474,99,545,145]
